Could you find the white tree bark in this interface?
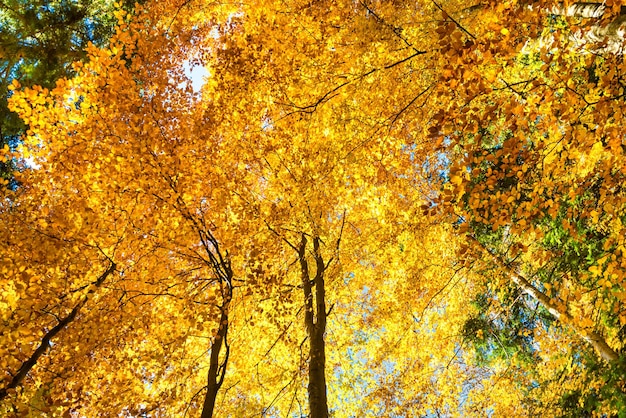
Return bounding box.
[468,236,619,362]
[547,2,626,53]
[549,2,606,18]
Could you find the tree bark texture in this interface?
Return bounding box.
[298,234,329,418]
[200,293,231,418]
[198,228,233,418]
[469,235,619,362]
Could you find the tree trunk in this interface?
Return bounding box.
[298,234,329,418]
[193,226,233,418]
[549,2,607,18]
[200,292,231,418]
[460,2,626,53]
[534,2,626,53]
[548,2,626,18]
[468,236,619,362]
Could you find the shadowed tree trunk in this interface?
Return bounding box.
[200,284,231,418]
[298,234,329,418]
[190,227,233,418]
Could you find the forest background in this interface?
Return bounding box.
[2,0,626,417]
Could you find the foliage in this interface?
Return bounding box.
[2,0,626,417]
[440,0,626,414]
[0,0,140,185]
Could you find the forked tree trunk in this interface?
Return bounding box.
[298,234,329,418]
[192,226,233,418]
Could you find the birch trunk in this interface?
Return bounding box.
[468,236,619,362]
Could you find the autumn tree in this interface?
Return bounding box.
[5,0,617,417]
[0,0,140,184]
[4,1,472,416]
[435,0,626,414]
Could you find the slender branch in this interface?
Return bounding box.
[0,262,116,401]
[389,84,434,126]
[432,0,476,39]
[284,50,426,114]
[336,210,347,252]
[359,0,419,52]
[265,219,298,252]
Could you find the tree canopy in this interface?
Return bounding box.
[0,0,140,185]
[2,0,626,417]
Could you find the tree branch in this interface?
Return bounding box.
[0,261,116,401]
[468,235,618,362]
